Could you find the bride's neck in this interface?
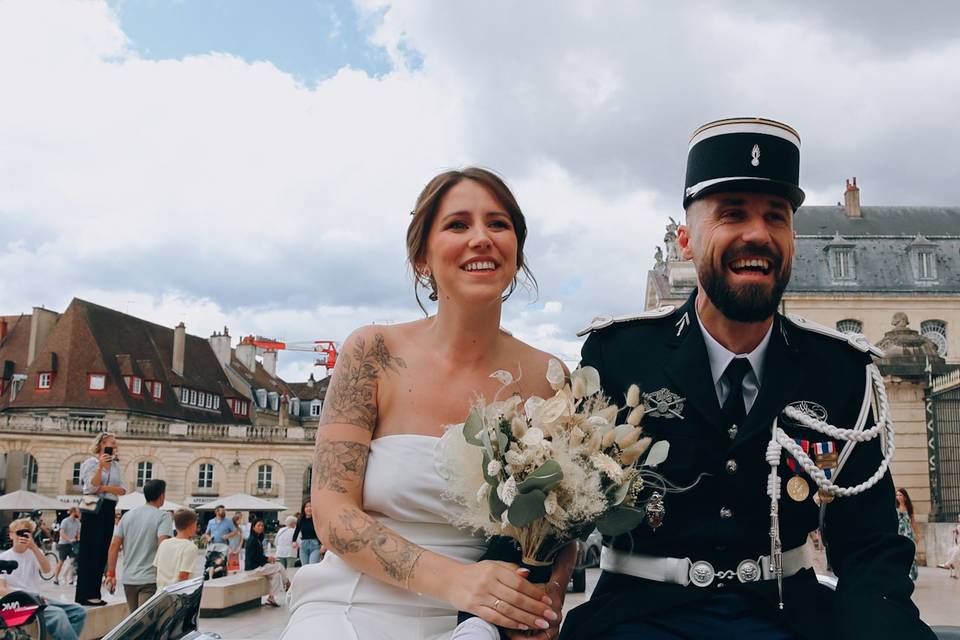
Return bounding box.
[426,297,503,365]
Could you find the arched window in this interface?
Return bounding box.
[72,461,82,487]
[921,320,948,357]
[836,319,863,335]
[197,463,214,489]
[136,461,154,488]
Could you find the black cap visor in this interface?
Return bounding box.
[684,177,805,212]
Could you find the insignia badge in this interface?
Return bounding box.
[783,400,828,427]
[645,491,665,530]
[736,559,761,583]
[674,312,690,337]
[750,144,761,167]
[642,388,685,420]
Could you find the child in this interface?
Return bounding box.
[153,508,200,590]
[0,518,87,640]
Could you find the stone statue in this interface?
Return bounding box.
[654,246,664,268]
[891,312,910,330]
[664,217,680,262]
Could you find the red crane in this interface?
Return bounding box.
[239,336,339,370]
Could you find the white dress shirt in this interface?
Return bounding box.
[696,307,773,415]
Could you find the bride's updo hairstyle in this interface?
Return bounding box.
[406,167,537,314]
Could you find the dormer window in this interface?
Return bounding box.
[824,234,856,282]
[268,391,279,411]
[256,388,267,408]
[124,375,143,396]
[151,381,163,400]
[910,235,938,282]
[37,372,52,389]
[310,400,323,417]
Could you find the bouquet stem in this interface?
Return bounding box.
[520,557,553,584]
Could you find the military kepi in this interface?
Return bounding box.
[683,117,805,210]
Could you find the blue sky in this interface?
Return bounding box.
[109,0,396,84]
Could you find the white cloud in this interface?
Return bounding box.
[2,0,959,382]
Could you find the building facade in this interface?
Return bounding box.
[0,299,325,515]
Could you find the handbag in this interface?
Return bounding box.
[78,494,104,515]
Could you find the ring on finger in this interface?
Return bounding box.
[493,598,503,611]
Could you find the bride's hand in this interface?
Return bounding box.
[447,561,556,631]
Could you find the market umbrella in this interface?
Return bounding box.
[0,489,69,511]
[117,491,184,512]
[195,493,287,512]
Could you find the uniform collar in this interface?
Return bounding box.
[695,304,773,388]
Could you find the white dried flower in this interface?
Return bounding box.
[620,437,652,465]
[487,459,503,476]
[568,426,586,447]
[501,510,511,527]
[626,405,645,427]
[590,453,625,483]
[521,427,545,447]
[476,483,491,504]
[510,415,527,439]
[544,491,558,515]
[616,426,642,449]
[601,428,617,449]
[532,394,571,429]
[571,375,587,399]
[505,449,526,468]
[524,396,545,419]
[598,405,619,424]
[626,384,641,408]
[490,370,513,386]
[571,367,601,397]
[545,359,565,390]
[497,476,518,506]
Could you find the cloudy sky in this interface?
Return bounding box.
[2,0,959,380]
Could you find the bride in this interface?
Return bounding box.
[282,168,575,640]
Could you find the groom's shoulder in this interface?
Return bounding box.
[576,305,679,338]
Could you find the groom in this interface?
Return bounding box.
[560,118,933,639]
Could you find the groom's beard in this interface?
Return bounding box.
[698,244,791,323]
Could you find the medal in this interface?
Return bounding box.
[786,475,810,502]
[814,442,838,504]
[785,439,810,502]
[818,489,834,504]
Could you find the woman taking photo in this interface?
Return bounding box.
[75,432,127,606]
[283,168,574,640]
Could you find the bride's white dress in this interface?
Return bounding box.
[282,434,486,640]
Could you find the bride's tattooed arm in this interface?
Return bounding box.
[313,441,369,494]
[326,510,425,585]
[319,334,406,432]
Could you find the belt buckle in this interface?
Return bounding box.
[689,560,715,587]
[736,558,761,583]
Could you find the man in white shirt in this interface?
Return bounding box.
[0,518,86,640]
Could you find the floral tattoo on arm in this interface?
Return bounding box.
[319,334,406,432]
[313,441,369,494]
[327,509,425,586]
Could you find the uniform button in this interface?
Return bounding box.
[725,459,738,474]
[720,507,733,519]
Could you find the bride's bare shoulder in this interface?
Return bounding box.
[501,334,569,391]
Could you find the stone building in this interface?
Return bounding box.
[644,179,960,521]
[0,299,325,516]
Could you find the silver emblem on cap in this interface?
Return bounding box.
[751,144,761,167]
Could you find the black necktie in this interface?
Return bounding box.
[722,358,752,427]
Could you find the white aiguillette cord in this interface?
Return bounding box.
[765,363,896,609]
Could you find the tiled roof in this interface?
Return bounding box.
[795,206,960,237]
[5,299,249,423]
[287,376,329,401]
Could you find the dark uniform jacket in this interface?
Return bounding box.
[559,291,932,640]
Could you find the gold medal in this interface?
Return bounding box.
[786,475,809,502]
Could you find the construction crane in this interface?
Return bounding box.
[239,336,339,371]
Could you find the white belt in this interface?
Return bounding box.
[600,542,814,588]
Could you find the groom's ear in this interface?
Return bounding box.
[678,223,694,261]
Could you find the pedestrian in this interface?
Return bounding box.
[75,431,127,607]
[202,505,237,556]
[244,518,289,607]
[292,501,321,566]
[53,507,81,586]
[274,516,298,568]
[154,508,200,589]
[0,518,87,640]
[897,487,920,582]
[559,117,934,639]
[105,479,173,613]
[227,512,243,572]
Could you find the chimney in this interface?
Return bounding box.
[306,373,315,388]
[261,350,278,377]
[208,328,232,366]
[844,177,861,219]
[235,341,257,371]
[172,322,186,376]
[27,307,59,367]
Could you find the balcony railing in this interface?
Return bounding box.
[64,480,83,495]
[250,483,280,498]
[0,414,314,444]
[191,482,220,496]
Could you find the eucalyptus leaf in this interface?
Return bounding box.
[507,489,547,527]
[642,440,670,467]
[517,459,564,494]
[489,485,508,520]
[596,506,647,536]
[607,477,633,506]
[463,408,485,446]
[496,431,509,453]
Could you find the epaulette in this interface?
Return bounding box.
[577,305,676,337]
[784,314,884,357]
